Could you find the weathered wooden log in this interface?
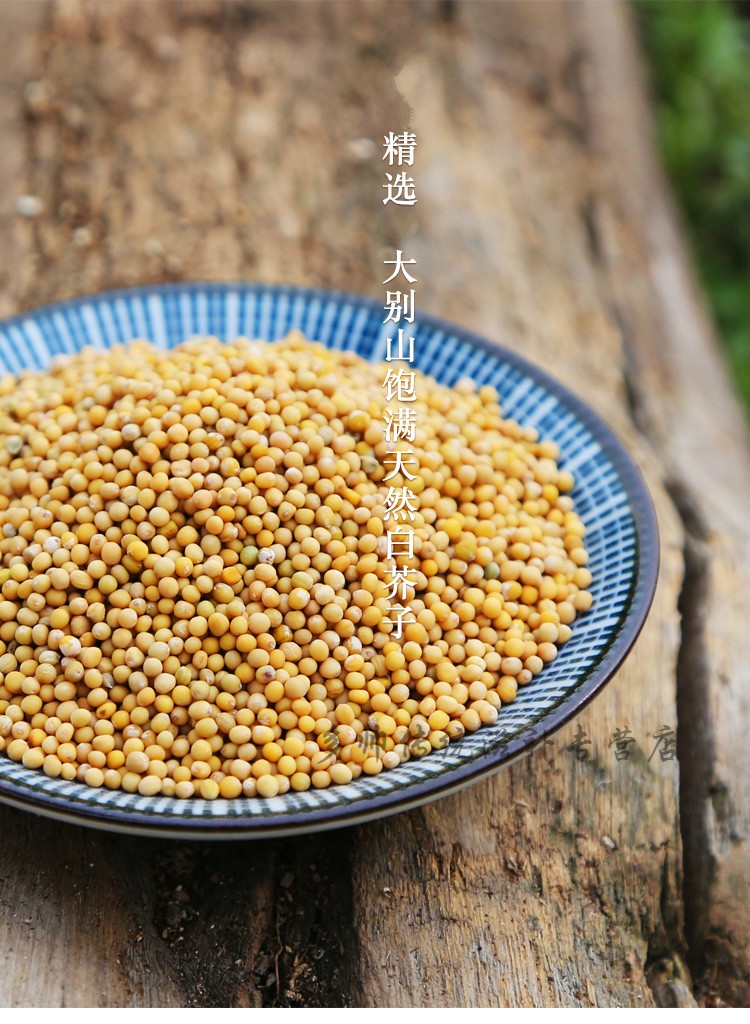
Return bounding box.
[0,0,747,1007]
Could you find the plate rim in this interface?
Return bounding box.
[0,281,660,838]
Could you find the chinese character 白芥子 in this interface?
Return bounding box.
[385,564,418,601]
[383,603,416,639]
[386,531,415,561]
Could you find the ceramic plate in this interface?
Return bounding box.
[0,283,658,838]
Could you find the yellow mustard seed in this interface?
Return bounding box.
[0,334,591,800]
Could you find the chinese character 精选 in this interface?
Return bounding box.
[383,171,417,206]
[383,130,417,166]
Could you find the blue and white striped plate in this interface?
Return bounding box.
[0,283,658,838]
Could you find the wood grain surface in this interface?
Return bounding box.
[0,0,747,1008]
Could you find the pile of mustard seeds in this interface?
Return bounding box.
[0,335,592,798]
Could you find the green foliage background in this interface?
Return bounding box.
[637,0,750,415]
